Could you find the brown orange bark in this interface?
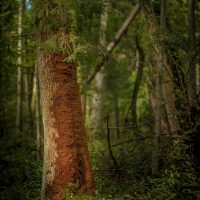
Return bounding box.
[39,53,95,200]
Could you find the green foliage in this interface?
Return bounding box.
[33,0,70,32]
[39,31,74,54]
[135,163,200,200]
[1,0,200,199]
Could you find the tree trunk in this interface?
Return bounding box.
[188,0,196,105]
[34,62,42,160]
[147,81,170,136]
[152,54,162,175]
[139,0,180,140]
[130,37,144,137]
[92,3,108,136]
[114,94,120,139]
[16,0,24,134]
[39,53,95,199]
[150,0,169,175]
[35,2,95,199]
[187,0,200,172]
[24,67,34,131]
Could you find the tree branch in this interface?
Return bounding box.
[86,4,141,84]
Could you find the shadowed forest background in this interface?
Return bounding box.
[1,0,200,199]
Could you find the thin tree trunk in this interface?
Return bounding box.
[187,0,200,171]
[16,0,24,135]
[92,72,106,135]
[188,0,196,105]
[31,66,37,113]
[82,94,87,122]
[147,81,170,136]
[152,0,167,175]
[139,0,180,139]
[24,67,33,130]
[152,53,162,176]
[197,60,200,96]
[130,37,144,137]
[114,94,120,139]
[92,3,108,136]
[35,62,42,160]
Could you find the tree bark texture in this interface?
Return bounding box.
[39,53,95,200]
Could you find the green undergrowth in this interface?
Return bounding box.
[0,133,42,200]
[1,134,200,200]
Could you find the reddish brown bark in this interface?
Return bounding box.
[39,53,95,200]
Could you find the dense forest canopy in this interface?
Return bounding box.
[0,0,200,199]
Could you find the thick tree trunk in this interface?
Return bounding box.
[39,53,95,200]
[16,0,24,134]
[35,1,95,198]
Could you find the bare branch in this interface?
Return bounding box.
[86,4,141,84]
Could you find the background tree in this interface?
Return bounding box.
[16,0,24,135]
